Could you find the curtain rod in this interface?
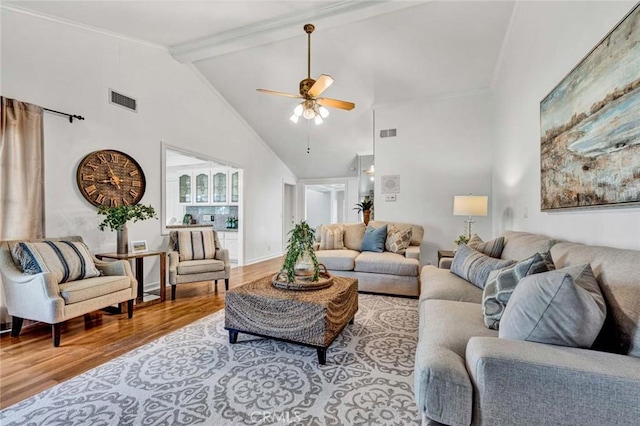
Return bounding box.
[43,107,85,123]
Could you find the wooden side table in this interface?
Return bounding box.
[437,250,456,269]
[95,250,166,308]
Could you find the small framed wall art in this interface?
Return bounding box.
[131,240,148,254]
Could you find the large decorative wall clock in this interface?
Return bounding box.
[76,149,146,207]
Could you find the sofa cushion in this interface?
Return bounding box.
[343,222,366,251]
[12,240,100,284]
[468,234,505,258]
[361,224,387,253]
[318,224,344,250]
[385,225,412,255]
[178,230,216,261]
[355,252,419,277]
[451,245,516,289]
[499,264,606,348]
[500,231,558,261]
[482,252,551,330]
[177,259,225,275]
[369,220,424,246]
[58,275,131,304]
[315,249,360,271]
[415,299,497,426]
[420,265,483,304]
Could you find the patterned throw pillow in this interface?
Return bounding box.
[178,230,217,261]
[482,252,552,330]
[468,234,505,258]
[499,264,606,348]
[319,225,344,250]
[385,225,412,254]
[450,244,516,289]
[12,241,101,284]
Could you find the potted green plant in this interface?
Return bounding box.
[353,196,374,225]
[97,204,157,254]
[454,234,470,247]
[281,221,320,283]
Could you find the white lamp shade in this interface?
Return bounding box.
[318,106,329,118]
[303,107,315,119]
[293,104,304,116]
[289,114,299,123]
[453,195,488,216]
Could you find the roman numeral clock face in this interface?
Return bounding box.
[76,149,146,207]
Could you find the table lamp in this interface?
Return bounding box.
[453,195,488,238]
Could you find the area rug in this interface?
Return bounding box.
[1,294,420,425]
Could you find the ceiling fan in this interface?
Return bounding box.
[257,23,355,125]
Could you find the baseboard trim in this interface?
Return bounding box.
[244,253,282,266]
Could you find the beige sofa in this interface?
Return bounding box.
[314,220,424,297]
[415,231,640,425]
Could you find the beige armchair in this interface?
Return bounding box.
[168,230,230,299]
[0,236,137,347]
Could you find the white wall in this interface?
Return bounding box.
[375,92,494,265]
[305,188,331,229]
[1,10,296,282]
[492,1,640,250]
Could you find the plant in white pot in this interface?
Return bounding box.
[97,204,157,254]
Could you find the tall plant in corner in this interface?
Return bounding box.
[353,196,374,225]
[281,221,320,282]
[97,204,157,254]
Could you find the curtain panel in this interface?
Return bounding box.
[0,97,44,327]
[0,96,44,240]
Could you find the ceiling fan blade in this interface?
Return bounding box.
[256,89,303,99]
[307,74,334,98]
[317,97,355,110]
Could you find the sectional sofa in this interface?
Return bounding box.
[313,220,424,297]
[415,231,640,425]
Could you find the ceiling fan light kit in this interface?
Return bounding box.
[257,23,355,126]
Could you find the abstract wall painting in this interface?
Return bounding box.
[540,4,640,210]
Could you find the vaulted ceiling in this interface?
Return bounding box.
[5,1,515,178]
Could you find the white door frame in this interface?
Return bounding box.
[282,178,297,252]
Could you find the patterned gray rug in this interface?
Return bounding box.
[1,294,420,425]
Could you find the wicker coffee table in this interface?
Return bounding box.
[224,274,358,364]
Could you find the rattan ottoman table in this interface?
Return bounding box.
[224,274,358,364]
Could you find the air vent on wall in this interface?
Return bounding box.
[380,128,397,138]
[109,89,137,112]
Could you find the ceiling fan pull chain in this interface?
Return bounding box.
[307,120,311,154]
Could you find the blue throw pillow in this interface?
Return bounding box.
[361,224,387,253]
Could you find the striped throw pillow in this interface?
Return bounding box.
[178,230,217,261]
[13,241,100,284]
[450,244,516,289]
[468,234,505,258]
[319,225,344,250]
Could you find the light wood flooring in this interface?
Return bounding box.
[0,256,283,409]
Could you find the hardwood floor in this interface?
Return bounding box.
[0,256,283,409]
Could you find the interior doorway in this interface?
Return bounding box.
[304,183,346,229]
[283,181,296,251]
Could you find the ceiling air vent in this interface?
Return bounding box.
[109,89,137,112]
